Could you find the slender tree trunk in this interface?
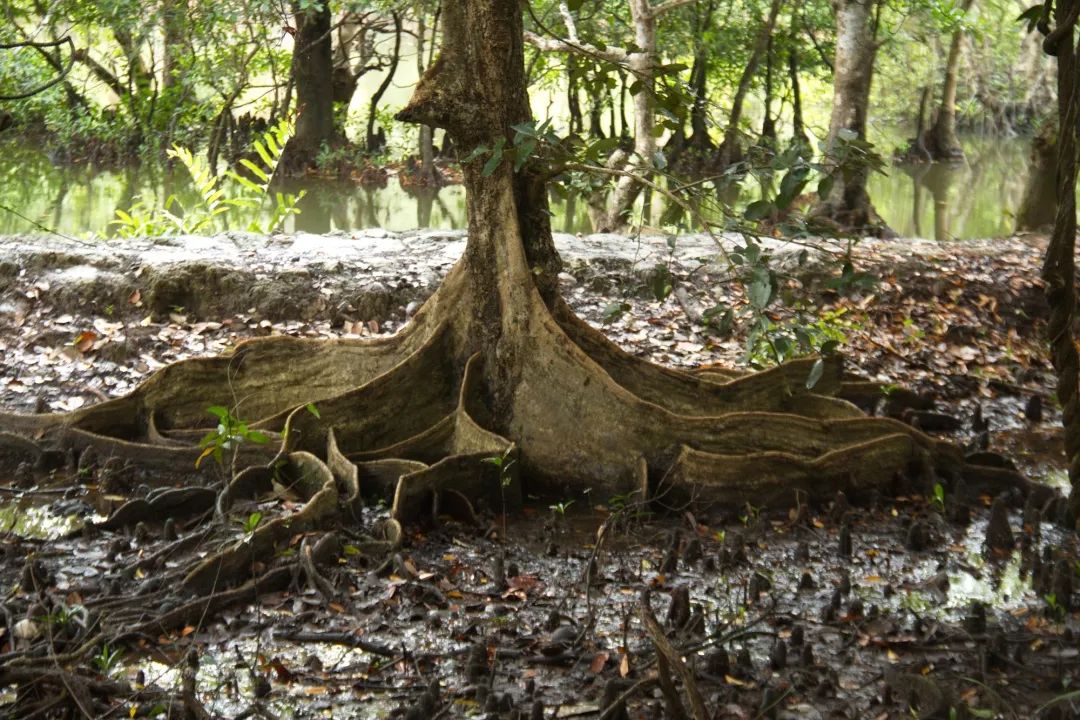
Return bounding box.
[415,5,441,185]
[688,0,715,150]
[331,15,370,136]
[788,30,808,150]
[590,0,658,232]
[717,0,784,169]
[366,12,402,153]
[161,0,185,92]
[925,0,975,160]
[567,56,583,135]
[761,33,777,147]
[619,70,629,138]
[813,0,886,233]
[588,69,606,139]
[903,85,934,161]
[282,0,338,173]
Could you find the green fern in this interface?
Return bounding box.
[109,117,305,237]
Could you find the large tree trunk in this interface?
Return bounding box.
[1040,0,1080,515]
[1016,118,1058,231]
[924,0,975,160]
[281,1,338,173]
[0,0,1032,638]
[813,0,888,234]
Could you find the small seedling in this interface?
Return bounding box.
[1044,593,1066,621]
[482,447,516,488]
[196,405,269,469]
[549,499,574,517]
[483,448,517,538]
[240,511,263,536]
[92,643,123,676]
[931,483,946,513]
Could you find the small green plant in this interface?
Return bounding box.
[483,447,517,538]
[196,405,270,469]
[92,642,123,676]
[240,511,263,536]
[739,502,762,525]
[41,602,87,632]
[1044,592,1066,621]
[931,483,946,513]
[549,499,574,517]
[482,447,516,488]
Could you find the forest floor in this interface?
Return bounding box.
[0,230,1077,719]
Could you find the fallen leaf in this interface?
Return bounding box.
[590,652,609,673]
[73,330,97,353]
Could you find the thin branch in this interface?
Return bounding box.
[558,1,579,42]
[649,0,697,19]
[522,30,628,65]
[0,36,75,100]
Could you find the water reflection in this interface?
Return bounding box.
[869,134,1031,240]
[0,134,1036,239]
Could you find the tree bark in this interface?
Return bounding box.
[813,0,887,234]
[924,0,975,160]
[1015,119,1058,231]
[688,0,715,150]
[1040,0,1080,516]
[281,0,338,173]
[161,0,185,92]
[788,15,809,151]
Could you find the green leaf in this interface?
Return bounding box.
[514,139,537,171]
[227,170,263,193]
[254,139,274,168]
[239,159,270,183]
[482,151,502,177]
[511,122,537,138]
[806,359,825,390]
[461,144,489,163]
[206,405,230,420]
[744,200,775,221]
[748,278,772,309]
[247,430,270,445]
[817,175,835,199]
[602,302,630,324]
[305,402,321,419]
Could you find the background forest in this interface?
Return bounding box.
[0,0,1059,240]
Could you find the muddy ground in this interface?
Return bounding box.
[0,229,1077,719]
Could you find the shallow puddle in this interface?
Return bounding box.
[0,495,91,539]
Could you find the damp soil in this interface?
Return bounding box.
[0,230,1077,719]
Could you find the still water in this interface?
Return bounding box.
[0,133,1031,240]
